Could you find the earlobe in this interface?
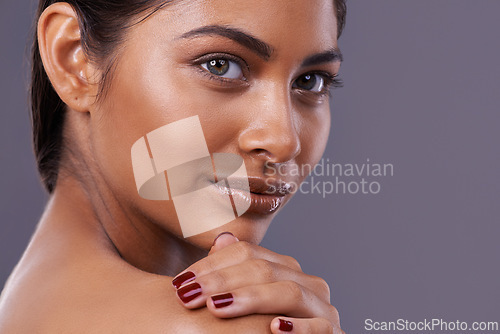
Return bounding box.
[37,3,97,113]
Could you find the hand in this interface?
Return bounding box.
[171,233,344,334]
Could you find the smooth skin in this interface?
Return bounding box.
[0,0,344,333]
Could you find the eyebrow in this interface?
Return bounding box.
[179,25,273,60]
[301,49,343,67]
[179,25,343,66]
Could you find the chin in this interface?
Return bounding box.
[185,213,276,249]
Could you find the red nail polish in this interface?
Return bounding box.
[279,319,293,332]
[212,232,235,247]
[177,282,202,304]
[211,293,234,308]
[172,271,196,289]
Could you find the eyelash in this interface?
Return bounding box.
[193,53,343,95]
[304,71,344,97]
[194,52,249,84]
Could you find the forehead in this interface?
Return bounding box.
[154,0,339,53]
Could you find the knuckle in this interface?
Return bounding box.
[317,317,335,334]
[313,276,331,300]
[203,258,217,273]
[333,323,345,334]
[208,270,230,291]
[251,259,275,282]
[234,241,255,261]
[327,305,340,323]
[283,280,305,303]
[305,324,315,334]
[306,318,333,334]
[283,255,301,271]
[194,256,217,275]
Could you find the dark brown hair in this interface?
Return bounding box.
[30,0,347,193]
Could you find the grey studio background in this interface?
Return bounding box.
[1,1,499,333]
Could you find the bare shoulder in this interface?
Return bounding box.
[0,250,272,333]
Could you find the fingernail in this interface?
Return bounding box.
[279,319,293,332]
[172,271,196,289]
[211,292,234,308]
[177,282,202,304]
[212,232,236,247]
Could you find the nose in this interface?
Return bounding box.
[238,85,301,164]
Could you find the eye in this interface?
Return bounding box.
[293,73,326,93]
[201,58,244,79]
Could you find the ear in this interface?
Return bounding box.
[38,3,98,113]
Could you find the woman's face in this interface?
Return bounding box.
[87,0,341,248]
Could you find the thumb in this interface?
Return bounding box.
[209,232,239,255]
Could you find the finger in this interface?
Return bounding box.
[208,232,239,255]
[205,281,339,321]
[270,317,344,334]
[175,260,330,308]
[172,233,240,289]
[174,241,301,286]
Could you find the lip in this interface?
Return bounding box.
[212,176,293,216]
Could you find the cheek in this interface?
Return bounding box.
[90,49,205,181]
[297,108,331,173]
[85,62,202,234]
[85,55,244,235]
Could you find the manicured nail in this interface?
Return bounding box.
[211,293,234,308]
[172,271,196,289]
[212,232,236,246]
[177,282,202,304]
[279,319,293,332]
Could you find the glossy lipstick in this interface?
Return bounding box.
[212,177,293,215]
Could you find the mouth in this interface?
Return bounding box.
[212,176,293,215]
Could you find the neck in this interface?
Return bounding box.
[44,168,207,277]
[42,110,207,277]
